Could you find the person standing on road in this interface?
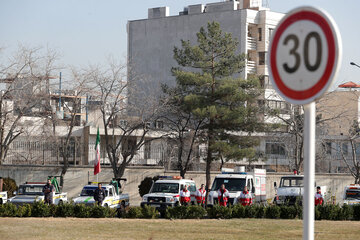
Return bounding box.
[94,183,106,206]
[42,179,55,205]
[217,184,230,206]
[180,185,191,206]
[315,186,324,206]
[237,186,253,206]
[196,184,206,207]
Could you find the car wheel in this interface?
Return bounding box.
[0,199,2,205]
[104,203,108,207]
[58,200,63,205]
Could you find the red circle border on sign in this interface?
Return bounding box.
[270,10,336,100]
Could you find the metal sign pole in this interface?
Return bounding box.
[303,102,315,240]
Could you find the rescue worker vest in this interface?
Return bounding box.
[180,189,191,203]
[196,188,206,204]
[238,190,252,206]
[217,189,229,206]
[315,191,324,206]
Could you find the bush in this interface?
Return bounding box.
[126,207,143,218]
[353,204,360,220]
[185,205,207,219]
[265,205,280,219]
[74,204,91,218]
[16,204,32,217]
[138,176,159,197]
[0,203,17,217]
[2,177,17,198]
[244,205,257,218]
[232,205,245,218]
[31,201,51,217]
[166,205,187,219]
[254,205,265,218]
[280,206,297,219]
[338,204,353,221]
[141,205,158,219]
[317,204,341,220]
[207,205,232,219]
[90,205,110,218]
[55,202,74,217]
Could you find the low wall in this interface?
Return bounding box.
[0,165,355,205]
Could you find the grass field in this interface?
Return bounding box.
[0,218,360,240]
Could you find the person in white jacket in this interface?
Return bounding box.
[196,184,206,206]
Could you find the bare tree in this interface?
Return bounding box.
[0,46,59,164]
[87,59,164,178]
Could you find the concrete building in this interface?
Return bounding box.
[127,0,285,107]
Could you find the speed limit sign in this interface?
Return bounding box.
[269,6,342,105]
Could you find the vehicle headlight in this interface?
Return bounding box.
[142,196,148,202]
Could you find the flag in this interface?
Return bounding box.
[94,127,101,175]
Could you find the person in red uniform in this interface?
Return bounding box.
[217,184,230,206]
[315,186,324,206]
[180,185,191,206]
[237,186,253,206]
[196,184,206,207]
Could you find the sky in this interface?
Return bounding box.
[0,0,359,89]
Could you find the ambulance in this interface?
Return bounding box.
[343,184,360,205]
[207,167,266,206]
[140,176,197,212]
[0,191,7,204]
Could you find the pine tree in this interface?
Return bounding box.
[171,22,263,197]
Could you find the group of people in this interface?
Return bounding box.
[179,183,253,207]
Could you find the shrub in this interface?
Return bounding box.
[166,205,187,219]
[231,205,245,218]
[126,207,143,218]
[2,177,17,198]
[74,204,91,218]
[16,204,32,217]
[31,201,51,217]
[141,205,159,219]
[185,205,207,219]
[0,203,17,217]
[55,202,74,217]
[207,205,232,219]
[265,205,280,219]
[90,205,109,218]
[244,205,257,218]
[254,205,265,218]
[280,206,297,219]
[353,204,360,220]
[317,204,341,220]
[138,176,159,197]
[338,204,353,220]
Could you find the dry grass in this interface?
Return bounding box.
[0,218,359,240]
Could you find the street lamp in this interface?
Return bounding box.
[350,62,360,68]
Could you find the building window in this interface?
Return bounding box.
[325,142,332,155]
[265,142,286,156]
[258,28,262,41]
[269,28,274,39]
[258,52,266,65]
[342,143,348,155]
[144,141,151,159]
[155,120,164,129]
[266,100,290,114]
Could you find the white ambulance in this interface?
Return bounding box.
[141,176,197,212]
[343,184,360,205]
[207,167,266,206]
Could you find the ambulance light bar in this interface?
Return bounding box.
[158,176,182,180]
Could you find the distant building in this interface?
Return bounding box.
[127,0,285,111]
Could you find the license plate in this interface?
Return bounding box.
[152,204,161,208]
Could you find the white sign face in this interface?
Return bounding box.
[268,6,342,105]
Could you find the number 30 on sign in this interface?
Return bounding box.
[268,6,342,105]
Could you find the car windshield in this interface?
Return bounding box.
[18,185,44,195]
[280,177,304,187]
[80,186,107,196]
[345,189,360,200]
[151,183,179,194]
[210,178,246,192]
